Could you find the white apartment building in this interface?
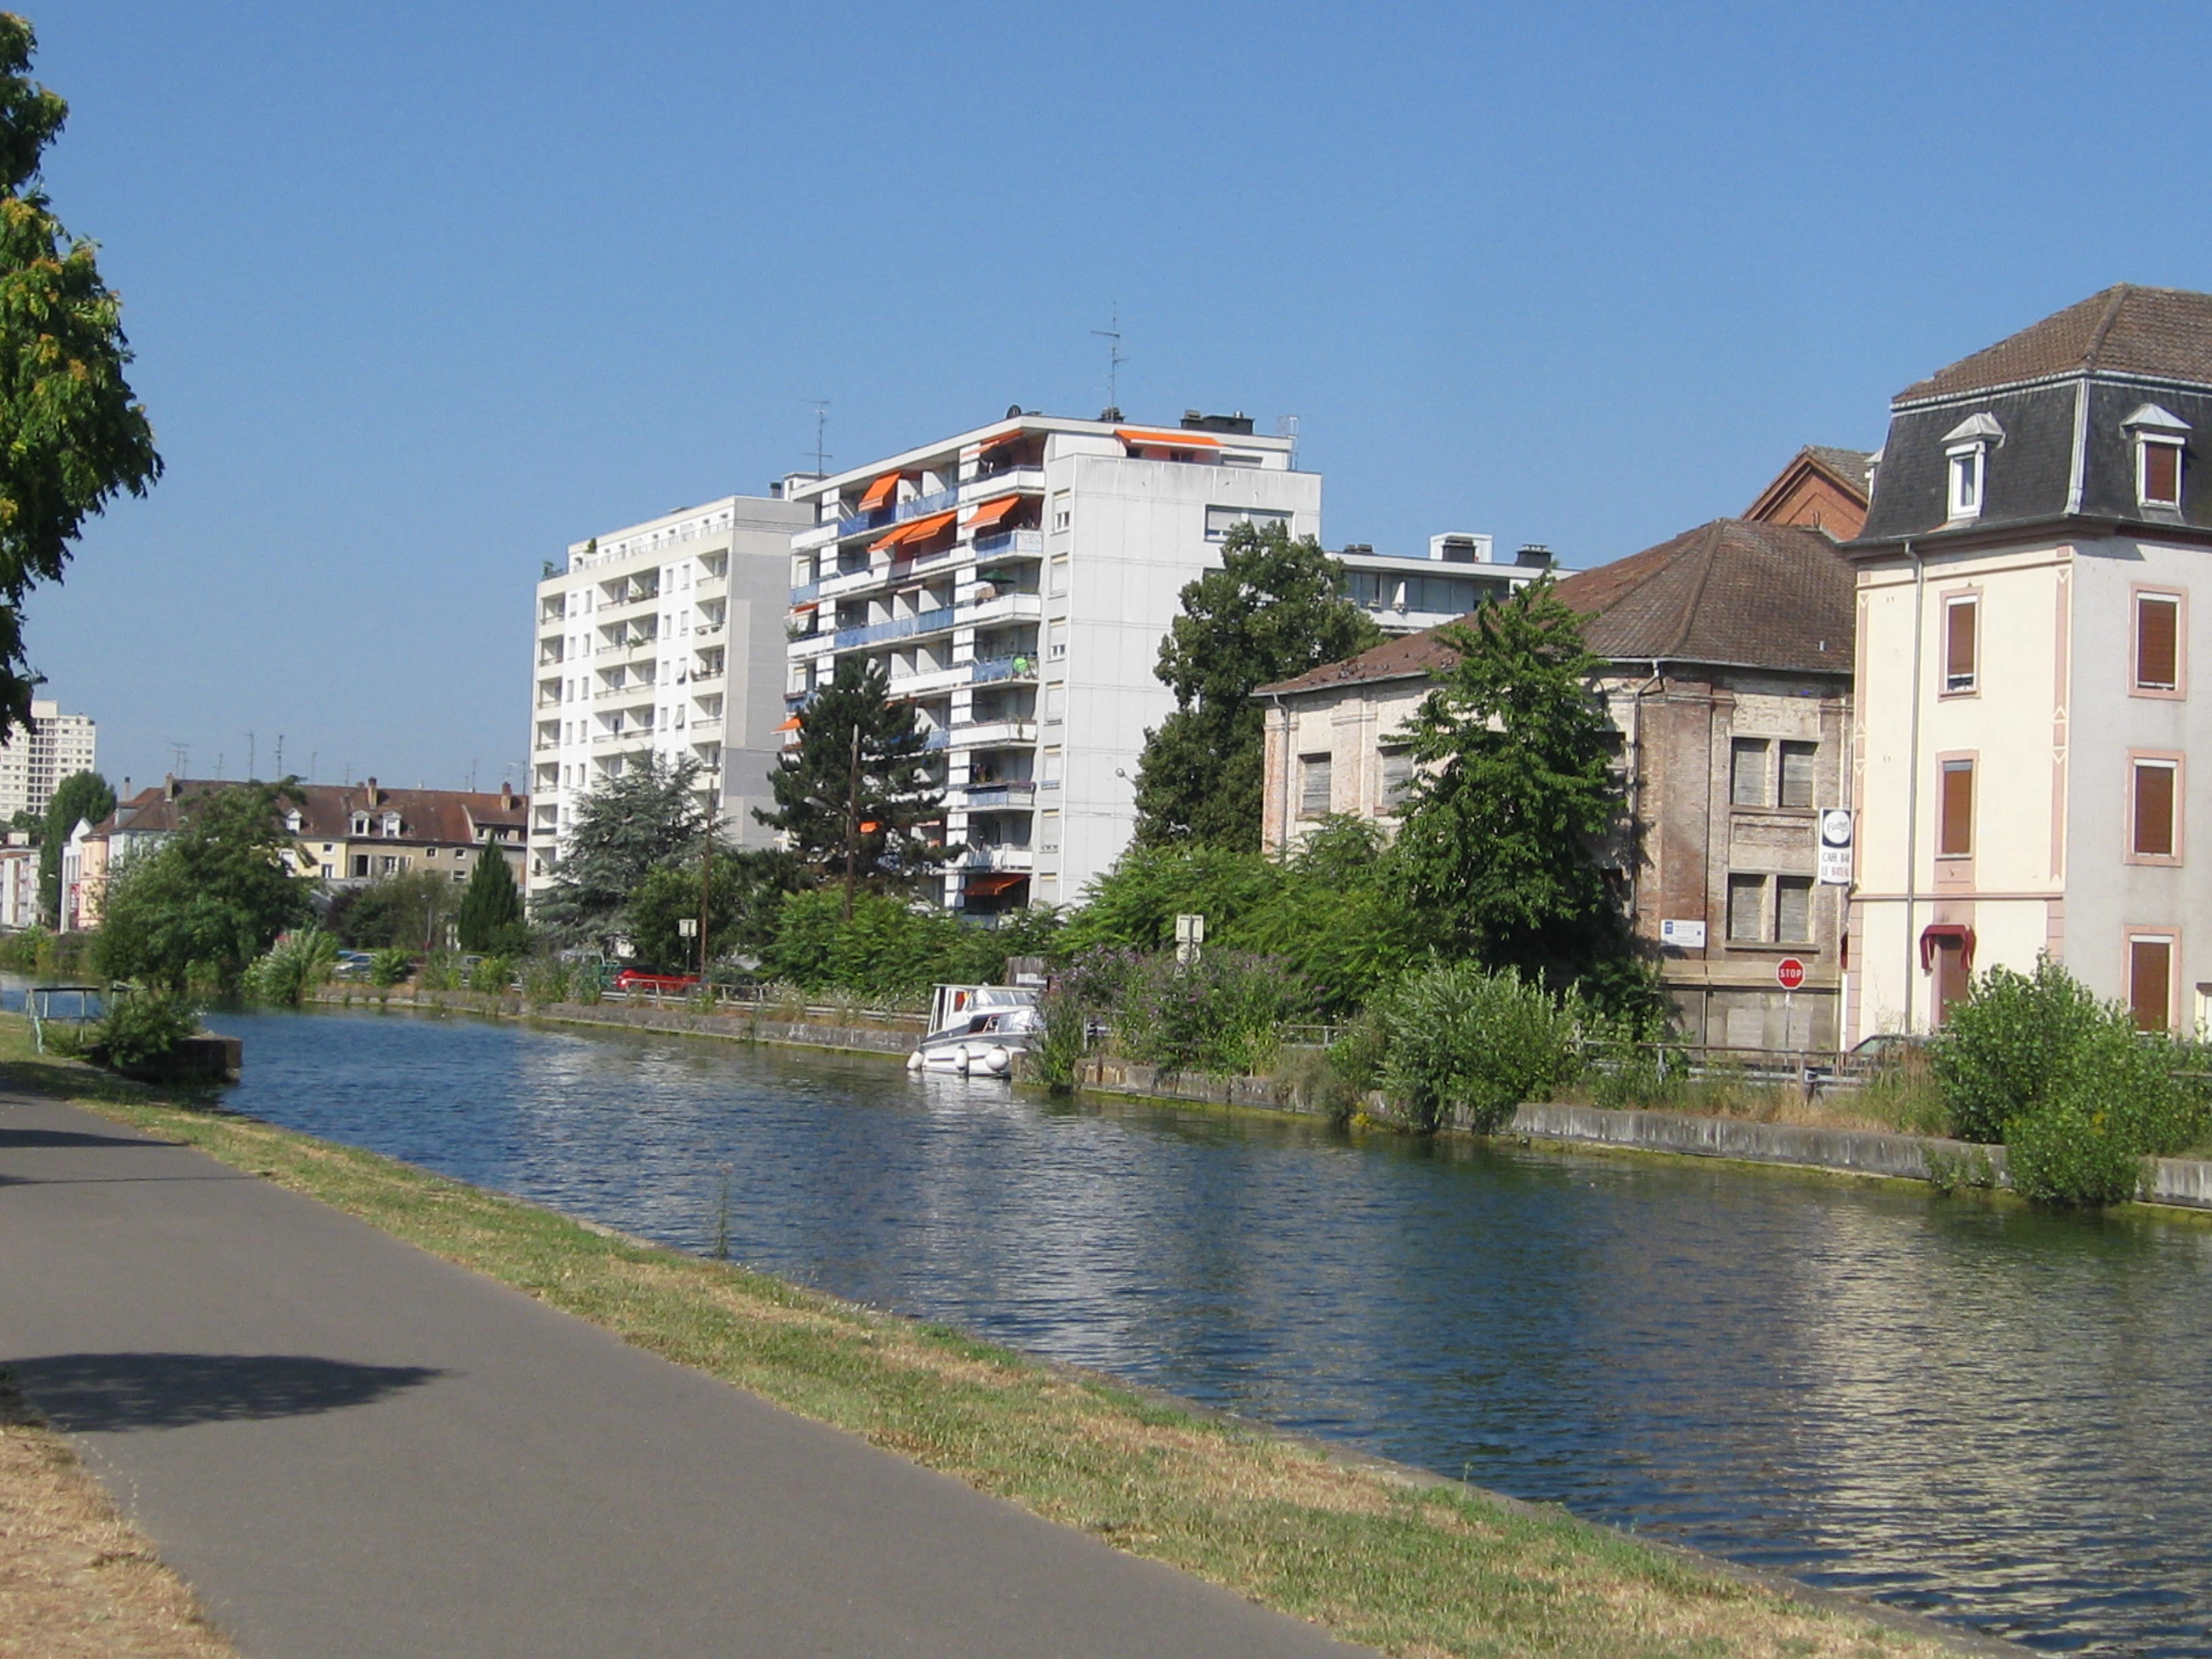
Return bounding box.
[1336,534,1549,635]
[783,411,1319,913]
[0,699,96,821]
[529,493,811,893]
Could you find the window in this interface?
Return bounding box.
[1778,741,1817,809]
[1730,738,1771,806]
[382,812,402,837]
[1775,876,1814,943]
[2125,403,2190,509]
[1942,412,2001,521]
[1938,758,1975,857]
[350,854,369,878]
[1299,753,1333,818]
[1726,874,1765,941]
[1380,746,1414,812]
[1943,595,1978,693]
[1047,621,1067,662]
[1204,506,1292,542]
[378,855,399,876]
[1050,491,1071,533]
[1048,555,1069,596]
[283,809,303,834]
[2136,592,2182,693]
[2132,756,2180,859]
[2130,935,2175,1033]
[350,813,370,836]
[319,863,333,879]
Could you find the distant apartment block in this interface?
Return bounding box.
[783,411,1319,912]
[1336,534,1549,635]
[0,699,96,821]
[529,494,811,893]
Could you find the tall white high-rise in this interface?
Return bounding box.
[527,494,811,894]
[782,411,1319,913]
[0,699,96,821]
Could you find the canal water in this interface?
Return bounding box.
[194,1004,2210,1656]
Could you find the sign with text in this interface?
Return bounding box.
[1660,919,1707,949]
[1174,912,1205,966]
[1776,957,1807,991]
[1817,808,1854,885]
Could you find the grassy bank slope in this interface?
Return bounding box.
[0,1025,1963,1659]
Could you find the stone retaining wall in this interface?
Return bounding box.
[309,988,916,1058]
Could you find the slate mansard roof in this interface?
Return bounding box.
[1857,285,2212,550]
[1259,518,1854,699]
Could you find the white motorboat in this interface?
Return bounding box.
[907,985,1040,1078]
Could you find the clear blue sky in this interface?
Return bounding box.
[26,1,2212,794]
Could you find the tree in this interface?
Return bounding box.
[1390,578,1634,993]
[755,655,951,910]
[626,844,802,970]
[1131,521,1382,851]
[329,869,457,951]
[454,844,527,954]
[96,782,312,993]
[38,767,110,922]
[0,20,161,736]
[535,754,714,946]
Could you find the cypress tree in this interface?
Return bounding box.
[455,842,525,952]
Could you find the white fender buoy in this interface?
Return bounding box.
[981,1046,1011,1075]
[906,1050,924,1071]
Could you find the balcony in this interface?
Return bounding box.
[887,663,970,699]
[969,655,1039,685]
[956,592,1043,630]
[789,579,822,605]
[951,718,1038,749]
[961,781,1037,809]
[962,844,1034,872]
[834,607,958,650]
[832,483,961,541]
[961,466,1044,502]
[973,529,1043,558]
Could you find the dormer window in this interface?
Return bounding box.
[382,812,403,837]
[1942,413,2003,523]
[283,808,303,834]
[350,813,370,836]
[2125,403,2190,510]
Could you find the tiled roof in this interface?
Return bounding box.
[1896,285,2212,404]
[1804,446,1875,485]
[90,779,529,845]
[1259,518,1853,697]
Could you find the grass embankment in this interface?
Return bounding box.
[0,1025,1961,1659]
[0,1370,237,1659]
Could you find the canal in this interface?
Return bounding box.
[199,1003,2210,1656]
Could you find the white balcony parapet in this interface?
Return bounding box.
[950,719,1038,748]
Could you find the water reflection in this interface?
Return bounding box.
[199,1004,2211,1656]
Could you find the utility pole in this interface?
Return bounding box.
[246,732,255,781]
[696,832,712,977]
[844,721,861,922]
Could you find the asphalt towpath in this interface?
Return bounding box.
[0,1092,1371,1659]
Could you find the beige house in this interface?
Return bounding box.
[1847,285,2212,1038]
[1260,503,1860,1049]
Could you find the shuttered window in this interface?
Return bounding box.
[2137,594,2181,691]
[1944,597,1978,693]
[1299,754,1332,818]
[2142,441,2182,507]
[1778,741,1817,809]
[1380,747,1414,812]
[2130,937,2174,1033]
[1938,759,1974,857]
[1730,738,1769,806]
[1776,877,1814,943]
[1726,874,1764,941]
[2133,759,2179,858]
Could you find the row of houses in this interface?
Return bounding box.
[1259,284,2212,1048]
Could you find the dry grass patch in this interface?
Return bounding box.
[0,1373,236,1659]
[0,1024,1973,1659]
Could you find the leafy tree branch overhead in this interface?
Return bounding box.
[0,14,161,735]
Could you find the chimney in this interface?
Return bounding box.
[165,774,181,802]
[1514,544,1554,568]
[365,776,380,807]
[499,783,514,811]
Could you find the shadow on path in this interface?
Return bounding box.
[0,1126,168,1149]
[4,1352,447,1433]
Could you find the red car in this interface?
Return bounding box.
[613,968,701,995]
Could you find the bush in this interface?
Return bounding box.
[1378,963,1580,1133]
[1931,956,2105,1143]
[1078,947,1312,1076]
[368,947,414,988]
[468,954,516,994]
[2007,1020,2208,1206]
[243,928,339,1006]
[1029,989,1088,1095]
[518,957,571,1007]
[417,953,464,991]
[97,989,201,1068]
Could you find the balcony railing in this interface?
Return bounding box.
[962,844,1035,872]
[961,782,1037,808]
[834,608,958,650]
[832,483,960,539]
[973,529,1043,558]
[956,592,1043,629]
[961,466,1044,501]
[968,655,1039,685]
[949,718,1038,748]
[789,579,822,605]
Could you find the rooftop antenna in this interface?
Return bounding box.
[1092,305,1125,419]
[273,734,285,777]
[308,750,318,782]
[1276,413,1300,468]
[804,399,832,475]
[168,741,189,775]
[245,731,255,779]
[468,758,478,792]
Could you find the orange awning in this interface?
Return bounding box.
[774,715,802,733]
[1115,427,1221,450]
[978,429,1028,455]
[966,495,1024,535]
[964,873,1029,897]
[869,509,958,552]
[857,472,903,512]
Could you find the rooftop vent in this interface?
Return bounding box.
[1432,533,1490,564]
[1179,410,1256,435]
[1514,544,1554,568]
[1340,542,1374,556]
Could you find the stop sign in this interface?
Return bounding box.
[1776,957,1807,991]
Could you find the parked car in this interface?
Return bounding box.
[612,968,701,996]
[332,950,375,981]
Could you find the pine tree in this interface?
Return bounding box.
[534,754,713,946]
[455,842,526,952]
[754,655,950,908]
[1132,521,1381,850]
